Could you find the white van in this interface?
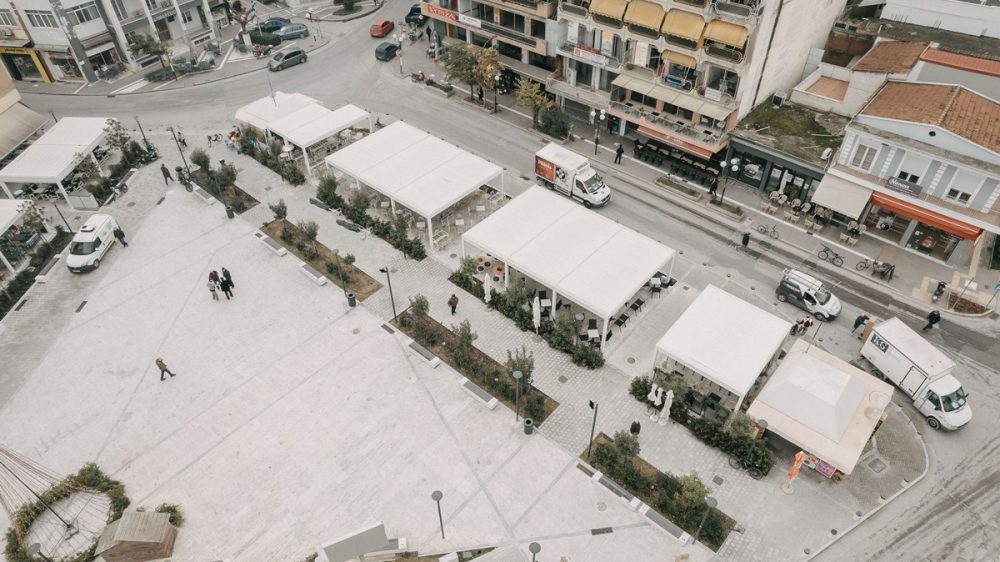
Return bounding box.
[66,214,118,273]
[775,269,842,320]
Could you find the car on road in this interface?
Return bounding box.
[775,269,842,320]
[374,42,399,61]
[257,17,291,34]
[275,23,309,40]
[370,19,394,38]
[268,47,307,71]
[404,4,426,25]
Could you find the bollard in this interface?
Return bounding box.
[347,293,357,307]
[523,418,534,435]
[225,205,234,219]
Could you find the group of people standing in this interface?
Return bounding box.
[208,268,235,300]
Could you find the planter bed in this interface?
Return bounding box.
[656,176,702,201]
[191,169,260,213]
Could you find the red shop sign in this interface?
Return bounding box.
[426,4,457,22]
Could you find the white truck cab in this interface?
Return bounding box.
[534,143,611,208]
[66,214,118,273]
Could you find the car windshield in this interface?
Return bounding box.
[815,288,831,305]
[70,240,96,255]
[580,172,603,194]
[940,388,967,412]
[272,53,283,60]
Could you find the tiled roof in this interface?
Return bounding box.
[919,48,1000,78]
[853,41,928,73]
[860,82,1000,153]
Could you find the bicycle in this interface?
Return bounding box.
[728,454,765,480]
[756,223,779,239]
[817,245,844,267]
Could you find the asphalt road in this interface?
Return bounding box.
[16,4,999,559]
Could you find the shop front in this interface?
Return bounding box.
[0,47,52,82]
[863,191,983,264]
[724,136,826,202]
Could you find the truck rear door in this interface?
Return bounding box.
[898,366,927,396]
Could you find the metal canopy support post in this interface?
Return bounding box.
[302,147,313,178]
[56,180,76,211]
[90,152,106,177]
[0,180,12,198]
[601,316,609,352]
[0,250,14,274]
[428,216,435,251]
[504,263,509,289]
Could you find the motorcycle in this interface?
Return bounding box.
[932,281,948,302]
[410,70,426,83]
[176,166,193,192]
[253,44,273,59]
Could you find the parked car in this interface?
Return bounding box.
[374,42,399,61]
[370,19,394,38]
[775,268,842,320]
[268,47,307,71]
[404,4,426,25]
[66,214,118,273]
[275,23,309,40]
[258,17,291,33]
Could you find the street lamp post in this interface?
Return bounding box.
[332,250,349,300]
[379,266,397,322]
[1,460,76,538]
[27,544,54,562]
[431,490,445,539]
[394,34,404,76]
[133,116,150,150]
[529,542,541,562]
[166,126,191,176]
[512,370,523,421]
[587,400,599,459]
[717,156,741,207]
[493,73,500,114]
[693,496,717,546]
[589,109,606,155]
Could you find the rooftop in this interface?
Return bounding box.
[805,76,849,101]
[852,40,928,73]
[863,19,1000,60]
[859,82,1000,153]
[920,47,1000,77]
[733,102,850,166]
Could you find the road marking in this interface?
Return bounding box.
[110,79,148,94]
[152,79,177,91]
[217,44,234,70]
[73,82,87,94]
[273,42,297,54]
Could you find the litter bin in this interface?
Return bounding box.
[225,205,234,219]
[523,418,534,435]
[347,293,356,307]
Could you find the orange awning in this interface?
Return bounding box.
[661,9,705,42]
[703,20,749,48]
[871,192,982,240]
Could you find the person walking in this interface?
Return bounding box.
[221,267,234,288]
[923,310,941,331]
[425,26,432,41]
[852,313,870,334]
[208,277,220,300]
[614,143,624,164]
[160,164,173,184]
[708,179,718,199]
[629,419,641,436]
[447,294,459,315]
[155,357,176,381]
[177,131,187,148]
[210,270,220,285]
[113,227,128,247]
[477,85,484,105]
[206,134,213,148]
[220,277,234,300]
[740,231,750,251]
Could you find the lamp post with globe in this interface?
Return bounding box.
[589,108,606,155]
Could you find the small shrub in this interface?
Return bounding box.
[282,163,306,186]
[317,176,343,208]
[524,393,545,420]
[190,148,211,171]
[452,320,478,369]
[297,220,319,248]
[302,247,319,262]
[630,375,653,402]
[590,441,619,469]
[505,346,534,389]
[280,228,294,243]
[343,253,356,265]
[268,199,288,220]
[155,503,185,527]
[537,106,571,139]
[571,344,605,369]
[668,473,710,528]
[620,459,649,493]
[409,294,430,316]
[612,430,640,459]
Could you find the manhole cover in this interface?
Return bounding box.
[450,253,457,258]
[557,375,568,383]
[126,202,136,207]
[596,502,607,512]
[726,273,731,278]
[627,357,635,364]
[264,186,272,191]
[867,457,887,473]
[712,475,723,486]
[352,328,360,335]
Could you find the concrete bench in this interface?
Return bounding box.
[299,262,328,286]
[34,253,62,284]
[193,186,216,205]
[254,232,287,256]
[640,503,691,544]
[317,521,405,562]
[594,472,634,503]
[407,340,440,368]
[309,197,332,212]
[460,378,498,410]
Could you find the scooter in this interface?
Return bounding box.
[253,44,272,59]
[932,281,948,302]
[410,70,425,82]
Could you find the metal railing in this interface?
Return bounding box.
[560,2,588,17]
[610,100,725,145]
[480,21,539,47]
[713,0,759,18]
[705,42,745,63]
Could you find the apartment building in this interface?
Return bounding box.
[547,0,846,161]
[0,0,221,83]
[0,62,47,163]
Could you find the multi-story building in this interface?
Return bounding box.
[547,0,847,161]
[0,61,47,164]
[0,0,221,83]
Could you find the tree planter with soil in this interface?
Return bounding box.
[188,151,260,213]
[656,176,702,201]
[707,196,744,219]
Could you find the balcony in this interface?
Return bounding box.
[704,41,744,63]
[664,35,699,52]
[558,42,623,70]
[674,0,708,7]
[610,100,725,147]
[494,0,555,19]
[713,0,760,19]
[664,73,695,91]
[480,21,543,48]
[559,1,588,17]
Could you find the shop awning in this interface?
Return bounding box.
[0,102,47,161]
[871,192,982,240]
[661,9,705,42]
[637,126,716,160]
[704,20,749,48]
[589,0,628,20]
[668,90,733,121]
[662,50,697,68]
[810,174,872,220]
[611,74,655,95]
[624,0,665,31]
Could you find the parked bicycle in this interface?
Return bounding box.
[817,245,844,267]
[728,453,765,480]
[856,256,894,276]
[756,223,779,239]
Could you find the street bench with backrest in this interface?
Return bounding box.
[254,231,287,256]
[299,262,327,286]
[407,340,440,368]
[460,378,498,410]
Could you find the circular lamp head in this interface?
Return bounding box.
[431,490,443,501]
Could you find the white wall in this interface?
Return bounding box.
[853,116,999,163]
[881,0,999,39]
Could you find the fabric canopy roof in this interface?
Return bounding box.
[662,9,705,41]
[703,20,749,48]
[0,199,28,234]
[615,69,732,121]
[234,92,319,131]
[462,187,675,319]
[589,0,627,19]
[662,50,697,68]
[810,173,872,220]
[747,340,893,475]
[0,102,47,161]
[324,121,502,219]
[624,0,665,30]
[0,117,107,184]
[871,191,982,240]
[268,103,369,149]
[656,285,790,406]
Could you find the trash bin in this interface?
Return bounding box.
[523,418,534,435]
[347,293,356,307]
[225,205,234,219]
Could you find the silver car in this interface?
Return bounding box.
[268,47,307,71]
[274,23,309,40]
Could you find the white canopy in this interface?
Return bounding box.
[655,285,790,408]
[463,186,675,320]
[0,117,107,184]
[810,173,872,220]
[324,121,503,219]
[747,339,893,475]
[234,92,319,132]
[268,103,370,149]
[0,102,47,161]
[0,199,28,233]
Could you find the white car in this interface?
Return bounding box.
[66,214,118,273]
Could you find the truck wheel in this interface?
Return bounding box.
[93,259,100,269]
[584,200,593,208]
[927,417,942,430]
[871,369,885,381]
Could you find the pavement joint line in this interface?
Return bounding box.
[152,79,177,92]
[508,456,579,529]
[480,430,533,484]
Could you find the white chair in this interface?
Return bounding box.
[475,204,487,219]
[416,220,426,231]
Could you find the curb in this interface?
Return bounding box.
[312,1,382,22]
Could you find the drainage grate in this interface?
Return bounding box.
[14,299,28,311]
[712,475,724,486]
[867,457,887,474]
[75,301,88,313]
[591,527,613,535]
[381,324,395,334]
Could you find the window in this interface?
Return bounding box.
[0,8,16,26]
[25,9,57,28]
[66,2,100,25]
[897,152,929,184]
[946,169,983,206]
[945,189,971,204]
[850,142,877,171]
[182,10,192,22]
[898,171,920,183]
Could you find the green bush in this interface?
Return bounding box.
[409,294,429,316]
[325,260,351,284]
[269,199,288,221]
[191,148,211,170]
[630,375,652,402]
[155,503,185,527]
[145,67,176,81]
[448,269,485,299]
[281,163,306,185]
[571,343,605,368]
[538,106,571,139]
[317,176,343,209]
[249,31,281,45]
[524,393,545,420]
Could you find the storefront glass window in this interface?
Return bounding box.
[905,225,961,261]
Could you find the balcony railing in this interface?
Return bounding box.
[713,0,758,18]
[560,2,588,17]
[664,35,699,52]
[591,14,623,28]
[664,74,695,91]
[559,42,623,68]
[610,100,724,145]
[675,0,707,7]
[705,42,744,63]
[480,21,539,47]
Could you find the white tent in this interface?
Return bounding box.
[747,339,893,475]
[325,121,503,249]
[234,92,319,132]
[0,199,28,273]
[462,187,675,350]
[0,117,108,209]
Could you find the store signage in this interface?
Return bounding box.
[0,47,32,55]
[885,176,923,196]
[573,46,607,65]
[458,13,481,28]
[425,4,457,22]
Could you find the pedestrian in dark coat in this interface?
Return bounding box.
[156,357,176,381]
[923,310,941,331]
[741,232,750,250]
[448,294,459,315]
[113,227,128,247]
[220,278,234,300]
[477,86,484,104]
[852,313,870,334]
[614,144,624,164]
[221,267,234,288]
[708,180,718,198]
[425,26,432,41]
[160,164,173,184]
[210,270,220,284]
[629,420,641,436]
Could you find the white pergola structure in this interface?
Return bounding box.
[0,117,108,210]
[235,93,372,178]
[747,339,894,476]
[325,121,504,249]
[462,186,674,351]
[0,199,28,274]
[654,285,791,412]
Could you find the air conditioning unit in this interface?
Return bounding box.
[771,92,786,107]
[821,147,833,160]
[0,29,13,37]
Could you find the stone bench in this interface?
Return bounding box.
[34,253,62,284]
[460,378,498,410]
[407,340,440,368]
[309,197,332,212]
[299,262,328,286]
[193,186,216,205]
[640,503,691,544]
[254,232,287,256]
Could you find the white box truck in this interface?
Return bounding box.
[534,143,611,208]
[859,317,970,430]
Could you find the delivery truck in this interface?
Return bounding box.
[534,143,611,208]
[859,317,970,430]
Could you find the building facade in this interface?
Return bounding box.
[0,61,47,163]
